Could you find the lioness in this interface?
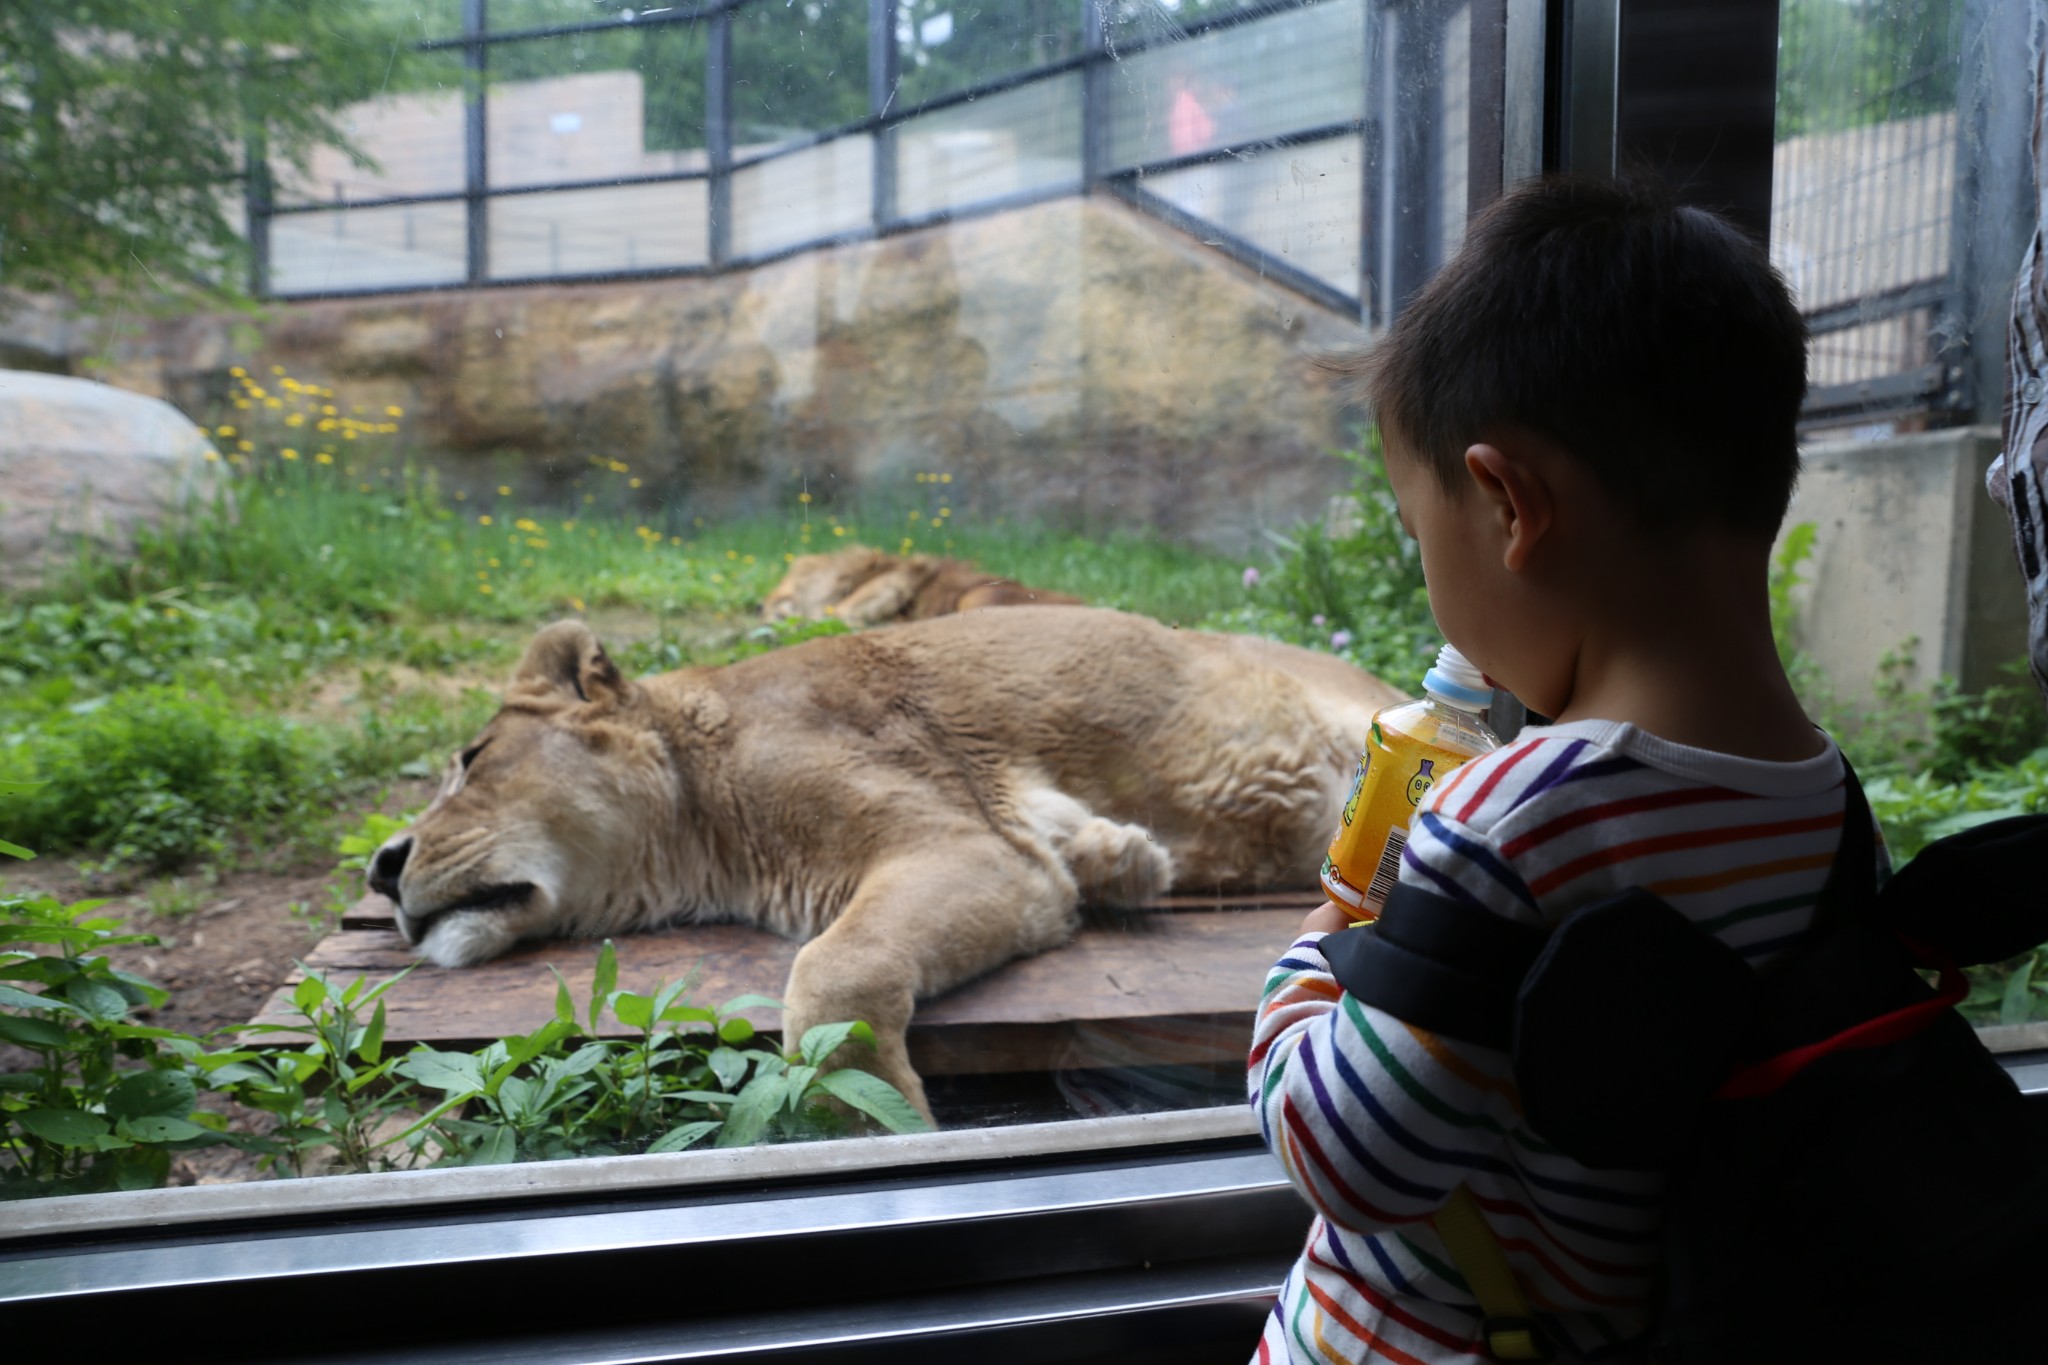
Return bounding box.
[369,607,1403,1117]
[761,544,1081,627]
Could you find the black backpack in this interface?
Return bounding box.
[1321,773,2048,1362]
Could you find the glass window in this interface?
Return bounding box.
[68,0,2046,1216]
[1769,0,2044,1047]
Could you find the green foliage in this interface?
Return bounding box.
[1201,435,1441,687]
[231,963,421,1177]
[1776,0,1960,138]
[0,2,438,305]
[0,878,257,1199]
[399,943,929,1166]
[5,687,319,871]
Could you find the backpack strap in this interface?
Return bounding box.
[1318,883,1548,1050]
[1436,1184,1554,1361]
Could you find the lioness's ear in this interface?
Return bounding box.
[513,620,633,706]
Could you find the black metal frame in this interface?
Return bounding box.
[250,0,1418,319]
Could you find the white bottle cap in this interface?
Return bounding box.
[1422,643,1493,712]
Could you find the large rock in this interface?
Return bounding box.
[0,371,223,593]
[94,198,1372,553]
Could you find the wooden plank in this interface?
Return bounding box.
[337,887,1325,930]
[248,908,1304,1076]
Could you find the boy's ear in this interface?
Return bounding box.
[1463,442,1554,572]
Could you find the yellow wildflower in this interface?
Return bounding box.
[797,491,812,504]
[281,448,299,461]
[742,554,755,565]
[479,515,493,526]
[514,518,540,533]
[489,557,501,568]
[321,405,337,416]
[568,596,586,612]
[229,365,246,377]
[203,450,220,462]
[386,405,404,418]
[629,478,642,489]
[316,452,333,465]
[265,397,282,409]
[940,473,953,483]
[833,525,847,536]
[270,365,285,375]
[479,583,493,595]
[237,439,254,452]
[215,424,236,437]
[497,485,511,497]
[285,413,305,428]
[526,538,548,549]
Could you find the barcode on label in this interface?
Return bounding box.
[1365,825,1408,912]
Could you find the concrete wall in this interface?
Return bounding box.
[1779,425,2030,706]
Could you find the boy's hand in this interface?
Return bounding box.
[1299,901,1354,936]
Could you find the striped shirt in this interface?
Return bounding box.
[1249,720,1886,1363]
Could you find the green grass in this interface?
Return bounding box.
[6,369,2046,1031]
[1,384,1266,875]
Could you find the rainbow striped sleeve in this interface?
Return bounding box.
[1249,929,1522,1238]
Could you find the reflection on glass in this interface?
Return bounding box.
[1104,1,1366,170]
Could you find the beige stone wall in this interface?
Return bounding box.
[1779,426,2031,706]
[87,198,1369,554]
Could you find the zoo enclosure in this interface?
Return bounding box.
[247,0,2019,433]
[248,0,1504,328]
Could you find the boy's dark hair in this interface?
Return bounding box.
[1343,175,1809,540]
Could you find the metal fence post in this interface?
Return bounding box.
[1949,0,2037,425]
[870,0,900,231]
[244,133,272,298]
[463,0,489,284]
[1081,0,1109,191]
[708,6,733,266]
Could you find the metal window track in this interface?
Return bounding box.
[6,1065,2041,1361]
[0,1110,1304,1364]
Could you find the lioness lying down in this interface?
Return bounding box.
[369,607,1402,1117]
[761,544,1080,627]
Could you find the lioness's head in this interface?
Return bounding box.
[760,546,893,621]
[368,621,684,967]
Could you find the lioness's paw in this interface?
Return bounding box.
[1064,818,1174,907]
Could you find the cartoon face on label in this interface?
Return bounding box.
[1405,758,1437,807]
[1341,756,1368,826]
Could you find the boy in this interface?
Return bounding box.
[1249,176,1877,1362]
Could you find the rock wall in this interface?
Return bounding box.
[78,199,1371,552]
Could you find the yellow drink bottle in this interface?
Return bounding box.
[1322,644,1501,922]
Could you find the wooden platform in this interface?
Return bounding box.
[249,891,1322,1077]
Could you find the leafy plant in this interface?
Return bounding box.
[4,684,319,871]
[230,964,421,1177]
[1203,434,1440,686]
[0,829,255,1197]
[397,942,929,1166]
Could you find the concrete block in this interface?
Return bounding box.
[1779,425,2030,707]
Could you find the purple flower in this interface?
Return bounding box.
[1311,614,1326,627]
[1242,567,1261,589]
[1330,629,1354,650]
